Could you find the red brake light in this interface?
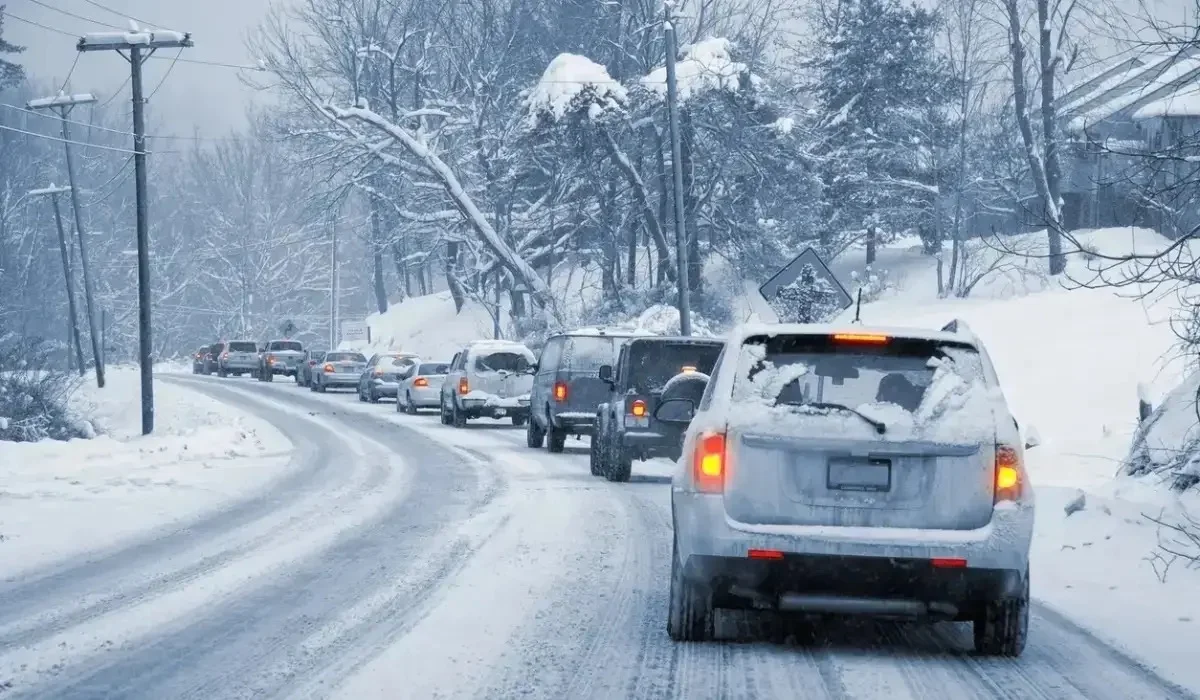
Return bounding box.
[323,363,335,373]
[630,399,647,417]
[831,333,890,345]
[932,557,968,568]
[414,377,429,388]
[995,444,1022,502]
[693,431,726,493]
[553,381,568,402]
[748,548,784,560]
[458,377,469,395]
[221,352,229,360]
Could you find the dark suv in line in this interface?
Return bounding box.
[526,329,647,453]
[591,336,724,481]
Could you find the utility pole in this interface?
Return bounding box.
[330,216,339,349]
[31,185,85,375]
[79,27,193,435]
[663,2,692,336]
[27,92,105,388]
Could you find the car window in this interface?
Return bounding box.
[325,352,366,362]
[561,336,622,373]
[626,341,723,395]
[539,337,565,371]
[378,355,417,370]
[269,341,302,352]
[474,349,533,373]
[697,347,726,412]
[419,363,449,375]
[733,334,986,415]
[228,341,257,352]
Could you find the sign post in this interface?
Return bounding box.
[758,248,854,324]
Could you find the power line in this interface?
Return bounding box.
[0,103,248,143]
[147,49,183,101]
[0,123,177,154]
[80,0,167,30]
[26,0,125,30]
[98,76,132,108]
[5,11,77,37]
[59,53,81,93]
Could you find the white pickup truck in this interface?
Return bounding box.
[257,339,305,382]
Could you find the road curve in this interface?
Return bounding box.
[0,373,1194,699]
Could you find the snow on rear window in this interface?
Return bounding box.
[561,336,622,372]
[326,352,365,363]
[730,334,1001,442]
[475,351,532,373]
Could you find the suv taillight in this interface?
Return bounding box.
[995,444,1022,502]
[458,377,469,395]
[323,363,335,373]
[630,399,647,417]
[694,431,726,493]
[221,351,229,360]
[553,381,568,402]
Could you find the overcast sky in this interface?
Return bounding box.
[6,0,275,136]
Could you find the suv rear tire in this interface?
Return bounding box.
[973,572,1029,657]
[547,426,566,453]
[667,541,714,642]
[589,434,603,475]
[440,399,452,425]
[452,402,467,428]
[526,418,545,448]
[605,447,632,482]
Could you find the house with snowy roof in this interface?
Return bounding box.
[1057,47,1200,234]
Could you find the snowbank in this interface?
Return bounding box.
[342,292,498,362]
[0,366,292,578]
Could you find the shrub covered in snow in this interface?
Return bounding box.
[0,334,90,442]
[1126,371,1200,491]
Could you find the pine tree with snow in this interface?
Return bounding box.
[770,264,844,323]
[0,6,24,90]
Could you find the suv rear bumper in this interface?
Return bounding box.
[552,411,595,433]
[621,430,681,459]
[673,491,1033,577]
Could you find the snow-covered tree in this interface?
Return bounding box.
[0,7,23,91]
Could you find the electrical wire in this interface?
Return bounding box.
[146,48,182,102]
[58,53,81,93]
[0,123,177,155]
[0,103,248,143]
[26,0,126,30]
[98,76,132,109]
[80,0,166,30]
[4,11,78,37]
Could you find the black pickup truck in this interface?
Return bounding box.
[591,335,724,482]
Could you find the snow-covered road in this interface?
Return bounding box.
[0,374,1193,699]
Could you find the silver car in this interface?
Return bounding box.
[217,340,259,377]
[440,340,536,427]
[661,322,1034,656]
[310,351,368,392]
[358,352,420,403]
[396,361,451,414]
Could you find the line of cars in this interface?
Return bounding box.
[191,320,1036,656]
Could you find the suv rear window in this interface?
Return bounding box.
[475,351,532,373]
[228,341,257,352]
[326,352,366,362]
[269,341,302,351]
[733,334,990,436]
[419,363,449,375]
[561,336,622,372]
[627,341,723,394]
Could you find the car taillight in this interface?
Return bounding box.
[267,354,277,364]
[693,431,726,493]
[323,363,335,373]
[458,377,469,395]
[221,352,229,360]
[995,444,1022,502]
[373,368,384,376]
[630,399,647,417]
[553,381,568,402]
[414,377,429,388]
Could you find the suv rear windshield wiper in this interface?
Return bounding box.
[777,400,887,434]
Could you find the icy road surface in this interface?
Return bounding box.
[0,374,1193,699]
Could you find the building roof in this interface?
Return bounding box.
[1059,48,1200,131]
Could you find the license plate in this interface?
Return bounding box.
[827,458,891,492]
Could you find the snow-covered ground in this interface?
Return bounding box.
[0,366,293,580]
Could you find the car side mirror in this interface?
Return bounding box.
[1024,424,1041,450]
[598,364,613,383]
[654,398,696,424]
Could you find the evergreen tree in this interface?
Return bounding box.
[0,6,24,90]
[812,0,954,240]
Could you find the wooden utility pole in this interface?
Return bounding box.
[27,92,105,388]
[31,185,85,375]
[79,27,193,435]
[663,2,692,336]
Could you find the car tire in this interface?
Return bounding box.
[405,394,419,415]
[358,386,367,402]
[310,380,318,393]
[589,433,604,476]
[440,399,453,425]
[511,414,527,427]
[317,381,327,393]
[218,367,227,378]
[973,571,1030,657]
[667,540,714,642]
[265,370,274,383]
[547,426,566,453]
[526,417,545,448]
[606,447,633,482]
[452,401,467,428]
[368,387,379,403]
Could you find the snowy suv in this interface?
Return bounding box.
[661,321,1034,655]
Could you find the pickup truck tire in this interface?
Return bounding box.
[974,571,1029,657]
[452,401,467,428]
[440,399,453,425]
[605,447,633,482]
[547,426,566,453]
[667,540,714,642]
[526,417,545,448]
